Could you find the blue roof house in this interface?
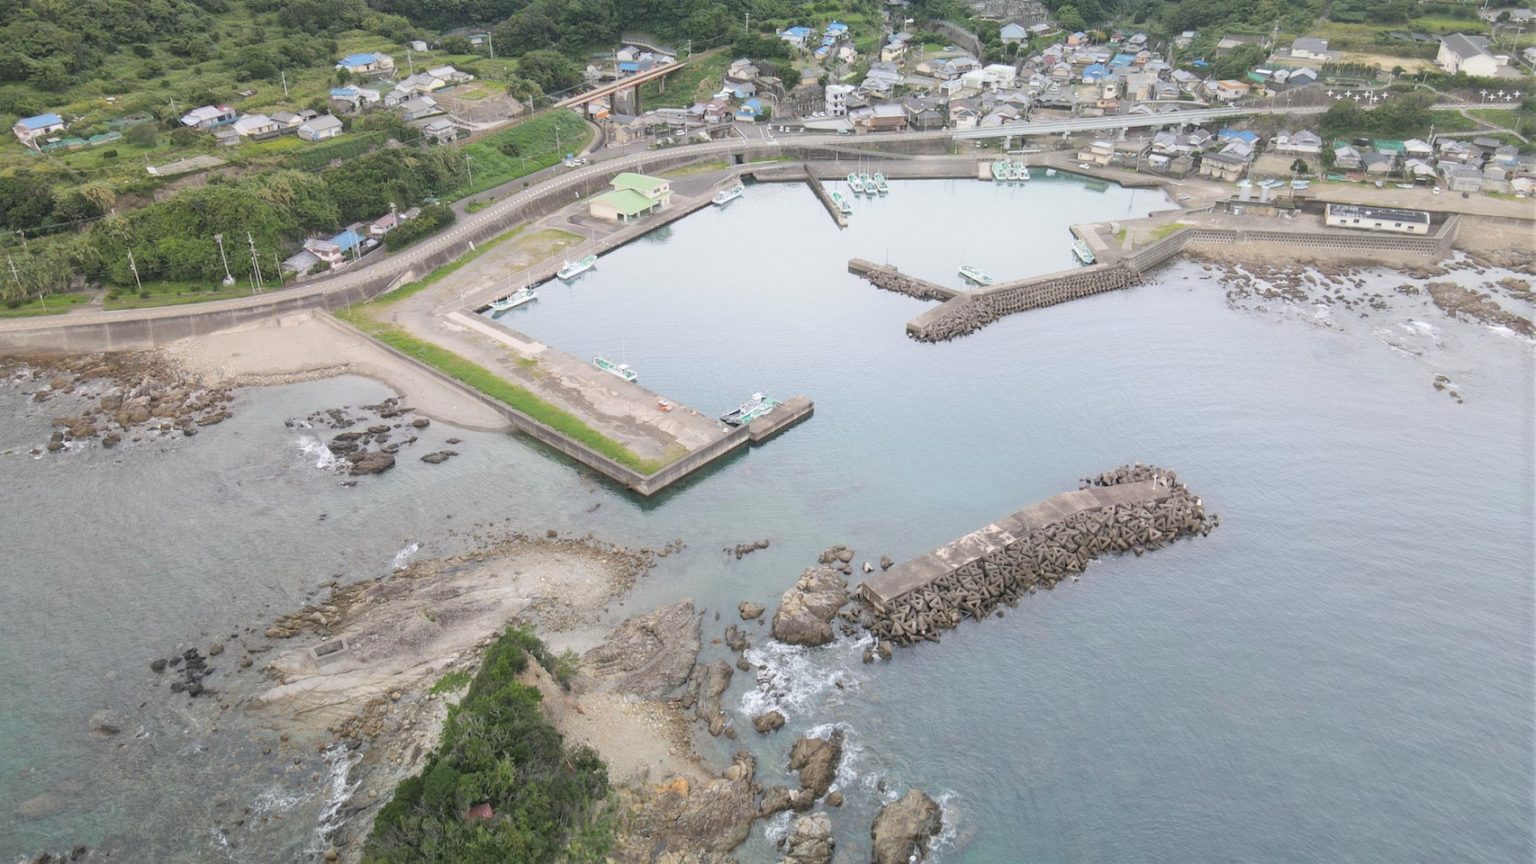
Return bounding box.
[1110,53,1136,68]
[1082,63,1111,82]
[1217,128,1259,145]
[734,98,764,122]
[335,52,394,77]
[825,21,848,37]
[780,26,814,47]
[12,112,65,148]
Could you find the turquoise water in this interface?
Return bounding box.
[1,178,1531,862]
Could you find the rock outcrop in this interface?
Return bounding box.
[771,567,849,646]
[690,660,733,737]
[780,812,835,864]
[788,729,843,801]
[584,600,701,699]
[870,789,942,864]
[610,752,759,864]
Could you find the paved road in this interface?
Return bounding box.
[0,98,1517,335]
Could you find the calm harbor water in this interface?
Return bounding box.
[2,177,1532,863]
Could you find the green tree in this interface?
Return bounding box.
[1055,3,1087,32]
[516,49,581,94]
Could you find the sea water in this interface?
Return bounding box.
[1,178,1530,862]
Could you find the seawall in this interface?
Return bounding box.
[853,464,1216,646]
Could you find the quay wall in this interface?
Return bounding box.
[853,464,1217,646]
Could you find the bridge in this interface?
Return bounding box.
[553,60,692,113]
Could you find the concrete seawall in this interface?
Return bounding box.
[853,464,1216,646]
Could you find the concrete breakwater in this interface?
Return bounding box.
[853,465,1216,646]
[905,264,1142,342]
[846,259,962,301]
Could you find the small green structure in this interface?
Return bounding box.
[589,172,673,223]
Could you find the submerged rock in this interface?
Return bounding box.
[753,710,786,734]
[348,451,395,476]
[738,601,766,620]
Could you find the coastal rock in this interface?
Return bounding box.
[613,752,759,862]
[780,812,835,864]
[825,791,843,807]
[689,660,733,736]
[753,710,786,734]
[420,450,458,464]
[723,625,749,653]
[348,451,396,476]
[728,538,771,559]
[758,784,805,817]
[410,417,430,428]
[583,600,700,698]
[788,729,844,801]
[738,601,765,620]
[771,567,849,646]
[87,710,123,737]
[870,789,942,864]
[15,792,66,821]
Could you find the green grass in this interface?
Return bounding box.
[1148,223,1186,242]
[639,51,729,109]
[334,308,667,475]
[0,293,94,317]
[449,112,594,201]
[366,226,525,307]
[101,280,272,310]
[660,160,731,177]
[429,669,472,695]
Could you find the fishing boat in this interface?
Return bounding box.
[958,264,994,286]
[992,160,1012,182]
[558,254,596,281]
[830,191,853,214]
[712,183,745,205]
[847,173,866,194]
[1016,163,1032,181]
[859,172,875,192]
[489,285,536,312]
[1044,168,1057,177]
[720,392,781,426]
[592,355,636,382]
[1071,239,1096,265]
[873,172,889,194]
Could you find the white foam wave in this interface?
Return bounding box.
[307,743,362,855]
[391,541,420,571]
[296,434,341,471]
[738,632,871,722]
[927,789,964,862]
[761,809,795,846]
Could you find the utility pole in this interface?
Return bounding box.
[746,12,751,35]
[407,49,414,76]
[127,250,143,296]
[214,233,235,286]
[281,70,289,97]
[246,231,264,293]
[15,230,28,254]
[7,255,26,307]
[273,252,283,288]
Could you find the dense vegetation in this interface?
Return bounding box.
[362,625,610,863]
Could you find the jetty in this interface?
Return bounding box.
[806,173,850,228]
[854,465,1216,646]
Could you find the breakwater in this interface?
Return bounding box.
[905,264,1143,342]
[853,465,1216,646]
[846,259,962,301]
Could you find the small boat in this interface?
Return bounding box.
[958,264,994,286]
[992,160,1012,181]
[1071,239,1096,265]
[712,184,745,205]
[1016,163,1031,181]
[1290,180,1310,190]
[873,172,889,194]
[720,392,781,426]
[558,254,596,281]
[830,191,852,214]
[859,172,875,192]
[592,355,636,382]
[847,173,866,194]
[489,285,536,312]
[1044,168,1057,177]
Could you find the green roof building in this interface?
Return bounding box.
[589,172,672,223]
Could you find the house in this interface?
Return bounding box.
[1445,164,1484,191]
[1175,30,1197,48]
[1403,138,1434,159]
[1000,23,1030,44]
[1324,203,1430,235]
[409,40,428,52]
[212,126,241,147]
[589,172,671,223]
[780,26,814,48]
[1361,151,1395,175]
[1273,130,1323,155]
[369,213,399,237]
[1211,80,1250,101]
[734,98,764,122]
[12,112,64,149]
[281,249,322,275]
[330,86,380,112]
[855,102,908,132]
[1289,37,1330,61]
[303,229,366,267]
[825,83,855,116]
[232,113,283,139]
[949,98,981,130]
[296,114,344,142]
[397,96,440,121]
[1437,34,1500,77]
[1217,128,1259,147]
[1285,67,1318,88]
[903,96,946,130]
[1200,149,1249,181]
[1524,46,1536,65]
[1332,144,1362,170]
[180,105,237,129]
[421,118,458,144]
[825,21,848,38]
[1081,63,1111,82]
[271,111,307,130]
[336,52,395,77]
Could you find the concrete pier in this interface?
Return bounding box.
[854,465,1215,645]
[847,259,963,301]
[806,173,850,228]
[748,395,814,443]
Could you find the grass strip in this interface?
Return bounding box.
[366,226,525,307]
[334,308,667,475]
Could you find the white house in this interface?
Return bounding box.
[1437,34,1500,77]
[1324,203,1430,235]
[180,105,237,129]
[297,114,344,142]
[1272,130,1323,155]
[232,113,282,138]
[12,112,64,149]
[825,83,855,116]
[1289,37,1330,61]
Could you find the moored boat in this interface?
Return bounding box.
[712,184,745,205]
[958,264,994,286]
[1071,239,1096,265]
[558,254,597,281]
[720,392,781,426]
[847,173,866,194]
[993,160,1012,181]
[1016,163,1031,181]
[873,172,889,194]
[830,191,853,214]
[592,355,637,382]
[489,285,537,312]
[1045,168,1057,177]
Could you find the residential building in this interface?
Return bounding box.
[12,112,64,149]
[1000,23,1030,44]
[397,96,441,121]
[1403,138,1434,159]
[1437,34,1500,76]
[329,86,380,112]
[1445,164,1483,191]
[1361,151,1395,175]
[1289,37,1330,61]
[881,33,910,63]
[336,52,395,77]
[409,40,428,52]
[179,105,237,129]
[232,113,283,139]
[825,83,855,116]
[212,126,241,147]
[903,96,946,130]
[296,114,344,142]
[589,172,671,223]
[1285,67,1318,88]
[369,213,399,237]
[851,102,908,132]
[1200,149,1249,181]
[1324,203,1430,235]
[303,230,366,267]
[780,26,814,48]
[1272,130,1322,155]
[421,118,458,144]
[1211,80,1251,101]
[1332,144,1362,170]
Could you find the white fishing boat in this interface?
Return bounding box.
[873,172,889,194]
[1071,239,1096,265]
[712,183,745,205]
[1045,168,1057,177]
[958,264,994,286]
[489,284,536,312]
[557,254,596,281]
[830,191,853,214]
[720,392,782,426]
[592,355,636,382]
[1017,163,1031,181]
[847,172,866,195]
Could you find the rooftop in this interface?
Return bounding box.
[16,113,62,130]
[1327,203,1430,224]
[610,172,667,195]
[591,188,656,216]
